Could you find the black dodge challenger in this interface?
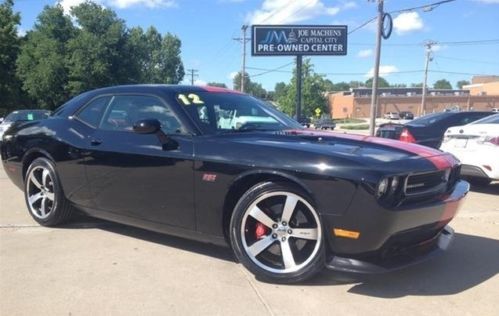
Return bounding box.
[1,85,469,283]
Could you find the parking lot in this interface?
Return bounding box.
[1,164,498,315]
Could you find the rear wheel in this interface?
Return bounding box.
[24,158,74,226]
[230,182,324,283]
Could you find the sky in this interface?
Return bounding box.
[12,0,499,91]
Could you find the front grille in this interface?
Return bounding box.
[405,170,448,196]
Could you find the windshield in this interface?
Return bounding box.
[176,92,302,134]
[470,113,499,124]
[408,112,451,126]
[4,110,51,122]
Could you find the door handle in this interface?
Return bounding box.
[90,138,102,146]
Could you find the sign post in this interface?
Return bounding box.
[251,25,347,119]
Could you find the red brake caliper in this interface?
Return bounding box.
[255,222,269,239]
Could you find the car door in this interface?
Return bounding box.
[82,93,195,229]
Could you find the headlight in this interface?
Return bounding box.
[377,178,389,197]
[377,176,401,199]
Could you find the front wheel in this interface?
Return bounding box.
[230,182,325,283]
[24,157,74,226]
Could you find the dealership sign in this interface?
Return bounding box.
[252,25,347,56]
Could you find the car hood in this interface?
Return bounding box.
[223,129,457,172]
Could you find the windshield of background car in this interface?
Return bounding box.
[470,114,499,124]
[407,112,451,126]
[176,92,302,134]
[4,110,51,122]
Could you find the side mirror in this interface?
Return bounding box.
[133,119,161,134]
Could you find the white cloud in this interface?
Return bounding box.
[17,27,27,37]
[58,0,175,14]
[108,0,176,9]
[58,0,93,15]
[247,0,341,25]
[357,48,372,58]
[194,79,207,86]
[431,44,447,52]
[341,1,357,9]
[365,65,399,78]
[228,71,239,80]
[393,12,424,35]
[473,0,499,3]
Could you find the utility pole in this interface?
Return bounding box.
[420,40,436,116]
[187,68,198,85]
[369,0,384,136]
[296,55,303,119]
[233,25,250,92]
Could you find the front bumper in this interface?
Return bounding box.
[322,180,469,272]
[326,225,454,273]
[460,164,496,180]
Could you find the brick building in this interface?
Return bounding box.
[328,79,499,119]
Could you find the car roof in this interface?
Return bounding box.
[87,84,241,95]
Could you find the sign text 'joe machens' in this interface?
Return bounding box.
[252,25,347,56]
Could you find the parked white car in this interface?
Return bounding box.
[440,114,499,185]
[384,112,400,120]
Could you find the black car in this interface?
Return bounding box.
[1,85,469,283]
[314,117,336,130]
[399,111,414,120]
[376,111,494,148]
[0,109,51,143]
[295,115,311,128]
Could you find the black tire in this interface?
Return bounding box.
[24,157,74,226]
[230,182,325,283]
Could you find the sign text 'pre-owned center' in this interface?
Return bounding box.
[252,25,347,56]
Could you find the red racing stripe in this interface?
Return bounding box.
[285,129,458,170]
[200,86,242,94]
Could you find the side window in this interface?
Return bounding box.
[458,114,484,125]
[76,96,111,127]
[100,95,184,134]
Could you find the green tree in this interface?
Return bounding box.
[233,72,267,98]
[275,59,331,117]
[365,77,390,88]
[411,82,423,88]
[391,83,407,88]
[349,80,364,88]
[126,26,184,84]
[433,79,452,89]
[66,2,131,94]
[273,82,288,100]
[207,82,227,88]
[456,80,470,89]
[0,0,22,111]
[331,81,350,91]
[16,4,76,109]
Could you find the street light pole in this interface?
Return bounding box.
[420,41,435,116]
[369,0,384,136]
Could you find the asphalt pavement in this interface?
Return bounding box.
[1,164,498,315]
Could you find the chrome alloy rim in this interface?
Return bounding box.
[26,166,55,219]
[240,191,322,274]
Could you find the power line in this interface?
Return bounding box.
[349,39,499,47]
[389,0,456,14]
[348,0,457,35]
[249,62,295,78]
[435,55,499,65]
